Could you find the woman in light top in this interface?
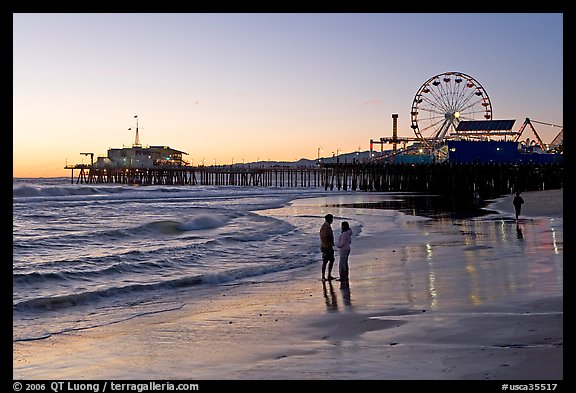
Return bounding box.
[336,221,353,282]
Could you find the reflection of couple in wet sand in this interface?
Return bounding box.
[323,279,351,311]
[319,214,352,282]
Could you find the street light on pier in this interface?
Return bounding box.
[317,146,323,161]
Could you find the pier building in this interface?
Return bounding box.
[94,145,188,169]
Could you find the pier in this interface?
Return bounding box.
[65,164,326,188]
[65,162,563,200]
[64,107,563,201]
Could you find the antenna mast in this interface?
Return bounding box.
[130,115,141,148]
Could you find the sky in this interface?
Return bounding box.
[13,13,563,178]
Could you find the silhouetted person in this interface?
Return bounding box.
[336,221,353,282]
[320,214,335,281]
[513,191,524,220]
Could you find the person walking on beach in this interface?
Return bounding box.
[320,214,336,281]
[336,221,353,282]
[513,191,524,220]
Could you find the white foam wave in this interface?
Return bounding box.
[180,215,231,231]
[13,184,126,198]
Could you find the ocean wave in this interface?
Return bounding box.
[143,215,231,234]
[13,258,179,285]
[109,214,232,237]
[14,214,234,250]
[12,253,310,313]
[13,244,317,315]
[12,244,213,288]
[12,275,203,313]
[12,184,127,198]
[13,213,295,290]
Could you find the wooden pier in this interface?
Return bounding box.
[66,162,563,200]
[66,165,327,188]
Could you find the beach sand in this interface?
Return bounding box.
[13,189,563,380]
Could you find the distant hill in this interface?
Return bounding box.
[230,151,376,168]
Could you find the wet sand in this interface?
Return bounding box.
[487,189,563,219]
[13,189,563,380]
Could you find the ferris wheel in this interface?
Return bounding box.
[410,71,493,150]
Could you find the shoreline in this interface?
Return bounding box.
[13,189,563,380]
[484,189,563,219]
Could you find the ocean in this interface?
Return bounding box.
[13,178,339,341]
[13,178,563,345]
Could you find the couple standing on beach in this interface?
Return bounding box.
[320,214,352,282]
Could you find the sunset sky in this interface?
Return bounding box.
[13,13,563,178]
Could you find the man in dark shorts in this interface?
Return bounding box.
[319,214,336,281]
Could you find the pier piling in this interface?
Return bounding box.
[65,162,563,200]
